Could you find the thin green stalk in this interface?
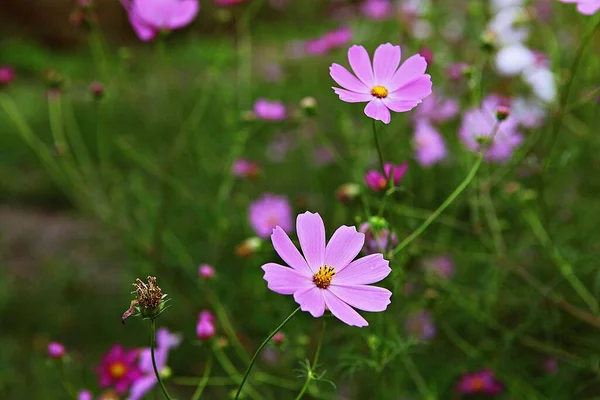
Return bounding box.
[88,28,110,83]
[150,320,173,400]
[191,356,212,400]
[213,346,262,400]
[371,119,386,176]
[401,354,434,400]
[294,320,327,400]
[57,362,78,399]
[235,307,301,400]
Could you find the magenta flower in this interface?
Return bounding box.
[323,26,352,49]
[127,329,181,400]
[365,162,408,191]
[0,66,15,86]
[404,310,436,341]
[330,43,432,124]
[253,99,287,121]
[412,92,459,123]
[261,212,392,327]
[249,194,293,238]
[78,391,93,400]
[232,159,261,179]
[360,0,392,20]
[120,0,199,42]
[359,222,398,254]
[196,310,216,340]
[48,342,66,359]
[459,95,523,163]
[421,255,454,279]
[559,0,600,15]
[272,332,286,344]
[413,120,447,167]
[96,345,142,394]
[198,264,215,279]
[456,369,503,395]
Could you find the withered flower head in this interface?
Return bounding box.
[122,276,170,324]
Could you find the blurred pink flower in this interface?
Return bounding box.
[412,92,459,123]
[418,46,434,65]
[447,62,469,80]
[459,95,523,163]
[543,357,559,374]
[196,310,216,340]
[421,255,454,279]
[0,66,15,86]
[413,120,447,167]
[198,264,215,279]
[254,99,287,121]
[120,0,199,42]
[232,159,261,179]
[261,212,392,327]
[127,329,181,400]
[405,310,436,341]
[96,345,141,394]
[78,391,93,400]
[359,222,398,254]
[559,0,600,15]
[360,0,392,20]
[313,146,335,166]
[365,162,408,191]
[267,132,294,162]
[456,369,503,395]
[272,332,286,344]
[330,43,432,124]
[48,342,66,359]
[249,194,293,238]
[306,27,352,55]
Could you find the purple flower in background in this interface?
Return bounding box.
[78,391,93,400]
[48,342,66,359]
[405,310,436,341]
[120,0,199,42]
[421,255,454,279]
[365,162,408,191]
[262,212,392,327]
[360,0,392,20]
[324,26,353,49]
[412,92,459,123]
[0,66,15,86]
[196,310,216,340]
[456,369,503,395]
[413,120,447,167]
[359,222,398,254]
[306,38,330,55]
[459,95,523,163]
[559,0,600,15]
[127,329,181,400]
[249,194,293,238]
[330,43,432,124]
[198,264,215,279]
[447,62,469,80]
[232,159,261,179]
[267,132,294,162]
[542,357,559,374]
[96,345,141,394]
[254,99,287,121]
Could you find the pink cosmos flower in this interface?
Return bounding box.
[360,0,392,20]
[404,310,436,341]
[96,345,142,394]
[365,162,408,191]
[359,222,398,254]
[456,369,503,395]
[559,0,600,15]
[127,329,182,400]
[272,332,286,344]
[261,212,392,327]
[459,95,523,163]
[0,66,16,86]
[413,120,447,167]
[196,310,216,340]
[120,0,199,42]
[232,159,261,179]
[412,92,459,123]
[253,99,287,121]
[48,342,66,359]
[198,264,215,279]
[330,43,432,124]
[249,194,293,238]
[78,391,93,400]
[323,26,352,49]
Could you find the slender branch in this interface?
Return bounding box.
[150,320,173,400]
[371,119,386,176]
[191,356,212,400]
[294,319,327,400]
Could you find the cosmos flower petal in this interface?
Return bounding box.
[271,226,313,276]
[156,328,182,351]
[297,212,326,271]
[333,87,373,103]
[322,290,368,327]
[364,99,391,124]
[382,97,422,113]
[392,75,432,101]
[262,263,313,295]
[387,54,428,92]
[293,286,326,317]
[325,226,365,270]
[334,254,391,284]
[327,284,392,312]
[164,0,199,29]
[329,63,370,93]
[373,43,401,86]
[126,375,157,400]
[348,45,375,87]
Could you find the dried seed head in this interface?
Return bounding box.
[122,276,169,324]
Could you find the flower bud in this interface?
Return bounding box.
[299,96,317,116]
[272,332,286,344]
[0,66,16,87]
[122,276,169,323]
[496,105,510,121]
[196,310,216,341]
[48,342,66,359]
[198,264,215,279]
[89,81,105,100]
[235,237,262,257]
[479,30,496,53]
[336,183,361,204]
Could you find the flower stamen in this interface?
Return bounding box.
[371,85,388,98]
[313,266,336,289]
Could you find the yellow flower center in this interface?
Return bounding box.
[371,85,388,98]
[266,215,279,227]
[109,362,127,379]
[469,377,486,391]
[313,266,336,289]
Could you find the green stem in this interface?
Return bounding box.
[401,354,434,400]
[191,356,212,400]
[57,362,78,399]
[213,346,262,400]
[235,307,301,400]
[150,320,173,400]
[294,320,326,400]
[371,119,386,176]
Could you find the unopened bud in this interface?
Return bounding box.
[198,264,215,279]
[235,237,262,257]
[496,105,510,121]
[272,332,286,344]
[367,216,388,232]
[336,183,361,204]
[480,30,496,52]
[48,342,66,360]
[197,310,216,341]
[299,96,317,116]
[89,81,104,100]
